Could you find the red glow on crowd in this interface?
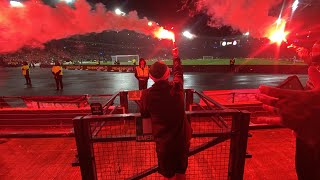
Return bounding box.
[0,0,159,53]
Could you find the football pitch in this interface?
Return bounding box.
[80,58,306,66]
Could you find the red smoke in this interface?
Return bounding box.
[195,0,283,37]
[0,0,157,53]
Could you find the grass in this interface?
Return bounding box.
[70,58,306,66]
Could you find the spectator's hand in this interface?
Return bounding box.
[255,85,320,145]
[172,47,179,58]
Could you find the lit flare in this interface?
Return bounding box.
[266,19,289,45]
[154,27,175,43]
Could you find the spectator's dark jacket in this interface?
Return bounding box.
[140,57,192,151]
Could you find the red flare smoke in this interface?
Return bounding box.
[195,0,285,37]
[0,0,159,53]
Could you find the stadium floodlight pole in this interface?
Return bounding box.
[10,0,24,7]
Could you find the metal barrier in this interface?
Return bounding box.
[0,96,25,109]
[73,109,250,180]
[0,95,113,110]
[200,90,260,105]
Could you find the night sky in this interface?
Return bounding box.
[87,0,319,37]
[38,0,320,38]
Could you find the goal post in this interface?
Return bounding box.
[203,56,214,60]
[111,55,139,65]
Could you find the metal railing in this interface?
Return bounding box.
[0,94,114,109]
[200,91,259,105]
[74,108,250,180]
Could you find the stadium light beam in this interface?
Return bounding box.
[244,32,250,36]
[10,1,24,7]
[276,18,282,26]
[182,31,195,39]
[115,8,126,16]
[292,0,299,12]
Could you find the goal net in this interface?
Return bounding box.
[203,56,214,60]
[111,55,139,64]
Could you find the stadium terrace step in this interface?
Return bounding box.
[0,109,90,128]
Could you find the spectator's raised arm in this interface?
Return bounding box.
[172,47,183,91]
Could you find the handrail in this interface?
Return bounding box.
[194,91,226,109]
[102,92,119,114]
[201,91,258,104]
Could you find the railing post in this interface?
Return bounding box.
[185,89,194,111]
[120,91,129,113]
[73,117,97,180]
[228,111,250,180]
[232,92,235,103]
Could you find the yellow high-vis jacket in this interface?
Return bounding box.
[21,65,30,75]
[135,66,149,78]
[52,66,63,75]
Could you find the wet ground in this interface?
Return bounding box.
[0,67,302,179]
[0,67,308,96]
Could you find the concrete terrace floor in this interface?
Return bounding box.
[0,129,297,180]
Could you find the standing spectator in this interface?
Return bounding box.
[51,61,63,90]
[295,40,320,180]
[256,41,320,180]
[140,48,192,179]
[229,57,236,72]
[21,61,31,86]
[132,58,137,66]
[135,58,149,90]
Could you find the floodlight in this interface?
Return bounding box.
[182,31,195,39]
[233,40,237,46]
[115,8,126,16]
[10,1,24,7]
[60,0,74,3]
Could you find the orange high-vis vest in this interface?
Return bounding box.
[52,66,63,75]
[136,66,149,78]
[21,65,29,75]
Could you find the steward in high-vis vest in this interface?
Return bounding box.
[230,58,236,72]
[21,61,31,86]
[135,58,149,90]
[52,61,63,90]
